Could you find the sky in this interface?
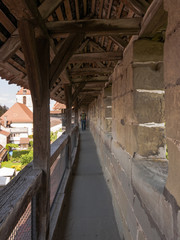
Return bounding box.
[0,77,56,110]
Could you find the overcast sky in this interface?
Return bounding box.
[0,77,55,110]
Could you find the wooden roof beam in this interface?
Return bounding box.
[108,35,127,49]
[46,18,142,36]
[50,33,84,88]
[139,0,167,38]
[69,51,123,63]
[38,0,65,20]
[121,0,149,16]
[69,67,113,76]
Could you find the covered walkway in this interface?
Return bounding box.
[53,130,121,240]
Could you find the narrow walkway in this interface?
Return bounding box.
[53,130,121,240]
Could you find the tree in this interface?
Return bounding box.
[0,104,8,116]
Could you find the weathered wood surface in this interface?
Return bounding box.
[69,51,123,63]
[18,20,43,103]
[139,0,167,38]
[109,35,127,49]
[69,67,113,76]
[38,0,65,20]
[50,133,69,167]
[121,0,149,15]
[72,82,86,102]
[46,18,142,36]
[0,164,42,240]
[64,84,72,134]
[50,33,84,88]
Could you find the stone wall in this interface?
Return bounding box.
[88,16,180,238]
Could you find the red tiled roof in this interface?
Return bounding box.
[53,102,66,110]
[0,103,33,124]
[0,129,10,137]
[20,138,29,144]
[16,87,31,95]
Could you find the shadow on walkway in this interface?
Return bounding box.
[53,130,121,240]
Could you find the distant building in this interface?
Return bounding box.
[0,102,33,136]
[52,102,66,114]
[16,88,33,112]
[0,129,10,147]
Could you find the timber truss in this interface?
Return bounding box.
[0,0,167,106]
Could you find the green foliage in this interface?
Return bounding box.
[12,150,30,158]
[20,150,33,165]
[29,141,33,148]
[50,131,58,143]
[28,135,33,139]
[5,143,19,151]
[166,147,168,159]
[0,104,8,117]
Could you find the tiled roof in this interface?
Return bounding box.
[0,103,33,124]
[53,102,66,110]
[20,138,29,144]
[50,117,62,128]
[0,130,10,137]
[16,87,31,95]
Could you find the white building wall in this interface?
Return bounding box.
[50,123,62,133]
[11,123,33,135]
[16,95,33,112]
[0,135,8,147]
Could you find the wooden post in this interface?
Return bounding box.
[18,20,50,240]
[74,99,79,125]
[64,84,72,168]
[64,84,72,134]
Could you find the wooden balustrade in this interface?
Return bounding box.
[0,125,79,240]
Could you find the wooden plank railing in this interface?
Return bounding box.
[0,125,79,240]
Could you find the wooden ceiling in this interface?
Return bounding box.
[0,0,167,106]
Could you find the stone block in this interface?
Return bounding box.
[105,118,112,133]
[104,97,112,107]
[134,91,165,123]
[111,140,132,179]
[177,211,180,240]
[136,125,166,158]
[133,39,163,62]
[105,107,112,118]
[164,28,180,86]
[165,87,180,141]
[166,139,180,206]
[133,195,162,240]
[104,87,112,97]
[133,62,164,90]
[132,160,174,240]
[138,230,146,240]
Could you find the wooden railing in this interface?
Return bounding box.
[0,125,79,240]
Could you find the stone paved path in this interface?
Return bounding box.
[53,130,121,240]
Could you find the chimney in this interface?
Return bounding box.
[4,116,7,127]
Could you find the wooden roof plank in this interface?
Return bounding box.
[75,0,80,19]
[64,0,73,20]
[0,9,16,34]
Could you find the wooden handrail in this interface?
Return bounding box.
[50,133,69,167]
[0,125,79,240]
[0,163,42,240]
